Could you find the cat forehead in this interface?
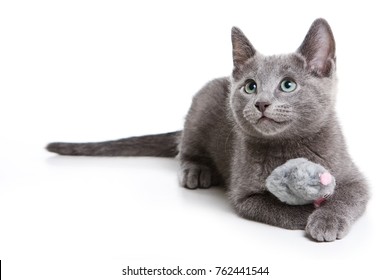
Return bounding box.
[235,53,306,81]
[256,53,306,74]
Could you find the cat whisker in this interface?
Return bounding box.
[243,107,262,124]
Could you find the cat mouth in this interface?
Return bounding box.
[257,116,283,124]
[257,116,271,122]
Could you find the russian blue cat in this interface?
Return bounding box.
[47,19,369,242]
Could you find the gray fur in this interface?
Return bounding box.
[265,158,335,205]
[47,18,369,242]
[47,132,180,157]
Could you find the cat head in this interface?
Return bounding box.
[229,19,337,140]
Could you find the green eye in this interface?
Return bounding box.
[244,80,257,94]
[280,79,297,93]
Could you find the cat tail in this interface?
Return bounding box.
[46,131,181,158]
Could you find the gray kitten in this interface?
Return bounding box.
[47,19,369,242]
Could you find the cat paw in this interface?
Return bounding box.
[305,209,351,242]
[180,163,212,189]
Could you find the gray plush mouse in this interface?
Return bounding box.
[266,158,336,208]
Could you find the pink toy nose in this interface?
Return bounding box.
[320,172,332,186]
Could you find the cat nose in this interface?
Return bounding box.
[255,102,270,113]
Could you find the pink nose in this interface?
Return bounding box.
[320,172,332,186]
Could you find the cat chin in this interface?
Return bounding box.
[254,118,291,136]
[238,119,292,138]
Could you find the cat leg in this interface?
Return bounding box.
[179,159,213,189]
[228,156,318,229]
[229,190,314,230]
[230,160,368,237]
[179,153,223,189]
[178,131,223,189]
[305,176,369,241]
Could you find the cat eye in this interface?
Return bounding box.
[280,79,297,93]
[244,80,257,94]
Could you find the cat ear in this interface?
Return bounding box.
[297,18,336,77]
[231,27,256,68]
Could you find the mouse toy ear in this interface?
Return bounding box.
[297,18,336,77]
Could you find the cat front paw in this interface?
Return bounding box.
[306,209,351,242]
[180,162,212,189]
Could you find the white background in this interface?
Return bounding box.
[1,0,389,279]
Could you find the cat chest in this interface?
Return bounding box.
[232,153,289,193]
[251,153,290,178]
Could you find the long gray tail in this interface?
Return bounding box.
[46,131,181,157]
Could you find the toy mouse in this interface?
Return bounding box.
[266,158,336,208]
